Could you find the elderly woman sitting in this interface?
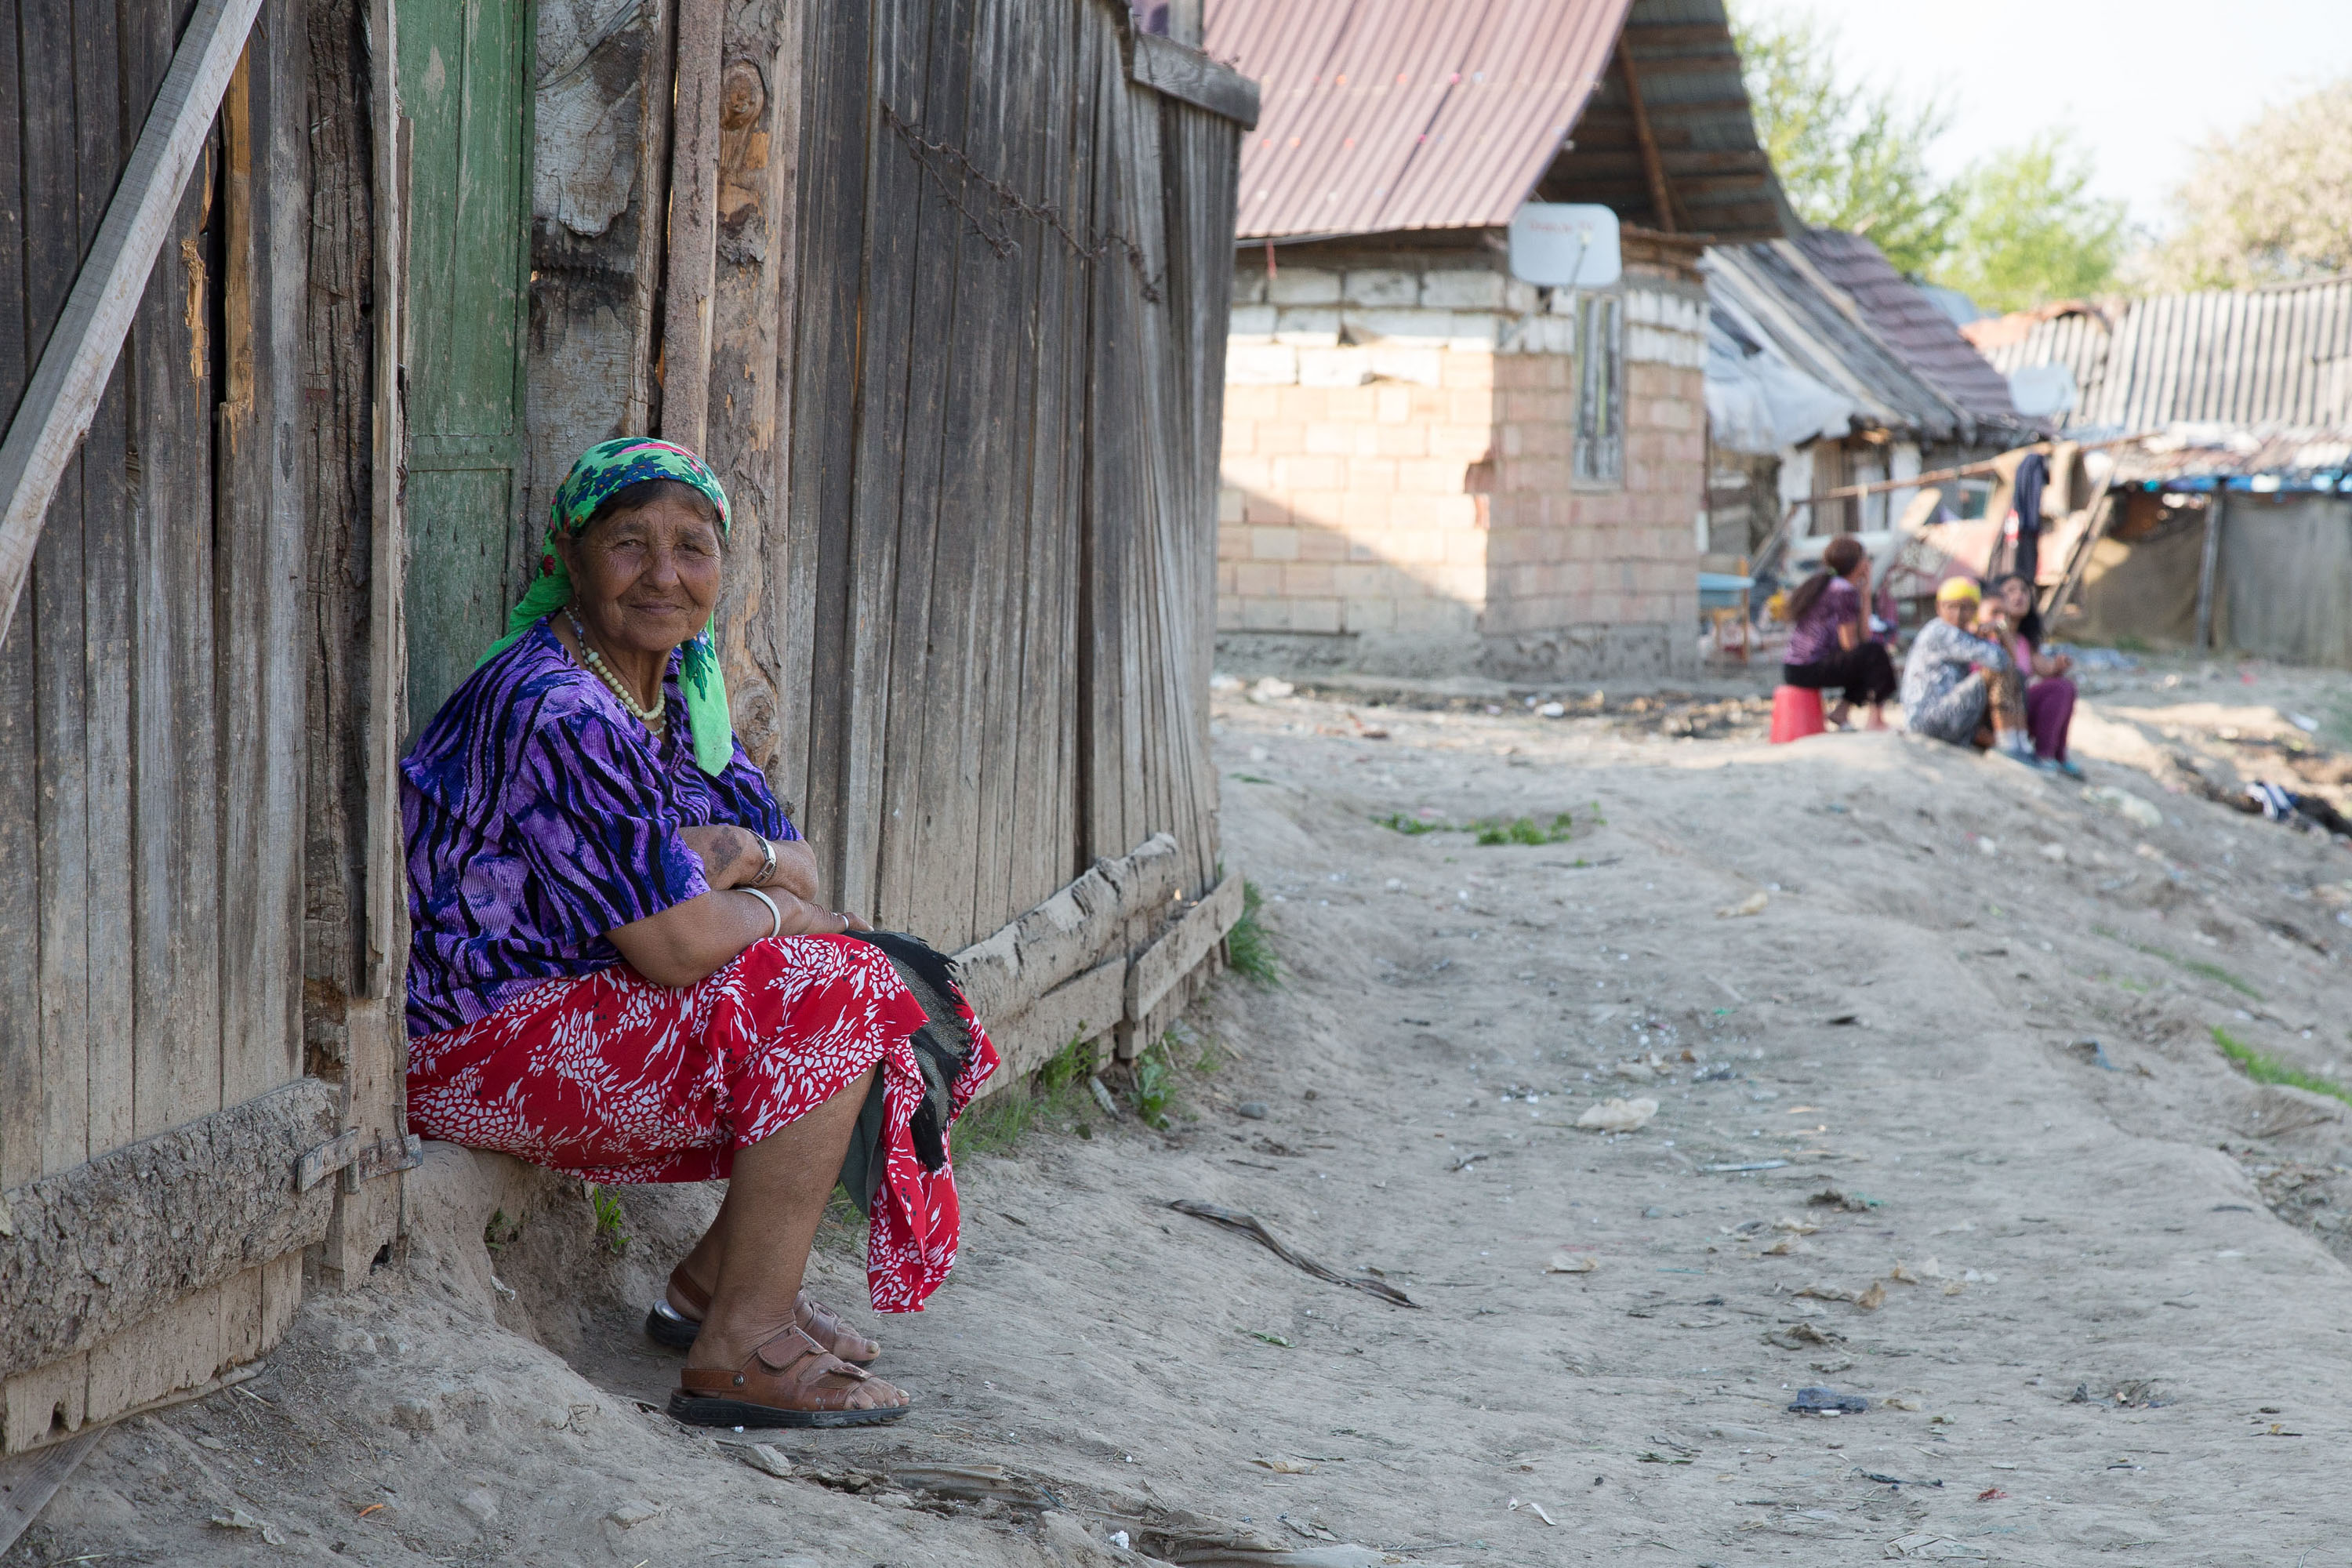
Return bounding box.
[401,438,993,1429]
[1901,578,2037,765]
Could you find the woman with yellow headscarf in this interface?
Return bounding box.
[1900,576,2036,764]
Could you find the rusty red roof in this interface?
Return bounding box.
[1204,0,1635,241]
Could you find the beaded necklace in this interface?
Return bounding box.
[564,608,670,731]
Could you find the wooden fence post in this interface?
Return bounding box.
[658,0,725,450]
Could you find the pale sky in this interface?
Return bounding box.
[1733,0,2352,234]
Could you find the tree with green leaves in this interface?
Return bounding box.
[1729,7,1957,277]
[1937,134,2129,314]
[2143,79,2352,290]
[1728,5,2128,314]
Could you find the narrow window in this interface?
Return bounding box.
[1574,293,1623,485]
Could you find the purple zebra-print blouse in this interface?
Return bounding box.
[399,619,796,1037]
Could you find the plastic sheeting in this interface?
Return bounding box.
[1705,318,1859,456]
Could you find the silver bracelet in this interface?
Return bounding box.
[740,886,782,942]
[752,835,778,887]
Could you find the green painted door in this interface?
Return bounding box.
[400,0,535,736]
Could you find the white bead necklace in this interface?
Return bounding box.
[564,609,669,731]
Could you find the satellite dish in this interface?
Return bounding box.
[2008,363,2078,420]
[1508,203,1622,288]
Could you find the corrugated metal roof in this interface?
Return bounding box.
[1704,235,2030,446]
[1205,0,1632,240]
[1795,230,2018,430]
[1536,0,1795,241]
[1977,277,2352,434]
[2108,425,2352,489]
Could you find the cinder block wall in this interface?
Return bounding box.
[1481,281,1708,681]
[1217,250,1707,681]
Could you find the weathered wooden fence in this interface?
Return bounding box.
[0,0,406,1457]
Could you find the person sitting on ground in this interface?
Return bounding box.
[1986,572,2080,775]
[1780,535,1896,730]
[400,437,994,1430]
[1901,577,2037,764]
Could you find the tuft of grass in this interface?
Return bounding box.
[1372,811,1448,835]
[588,1185,630,1255]
[2211,1026,2352,1105]
[1131,1039,1174,1129]
[1226,880,1279,985]
[1474,812,1574,847]
[955,1034,1105,1157]
[482,1207,521,1253]
[2094,925,2262,1000]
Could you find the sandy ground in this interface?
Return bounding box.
[14,653,2352,1568]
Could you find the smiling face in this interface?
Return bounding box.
[557,490,724,659]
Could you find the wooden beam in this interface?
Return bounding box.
[0,1078,338,1381]
[0,0,266,644]
[1618,21,1736,46]
[1128,32,1260,129]
[1615,46,1676,235]
[950,832,1185,1022]
[0,1426,103,1552]
[1123,872,1243,1022]
[659,0,725,449]
[973,960,1128,1092]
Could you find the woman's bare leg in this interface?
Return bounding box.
[681,1067,902,1406]
[670,1156,882,1360]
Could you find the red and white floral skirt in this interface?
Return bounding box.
[405,934,993,1312]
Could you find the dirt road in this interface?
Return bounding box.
[17,667,2352,1567]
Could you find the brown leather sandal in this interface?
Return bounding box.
[644,1264,880,1364]
[668,1323,909,1428]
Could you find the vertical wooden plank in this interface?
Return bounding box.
[0,1352,88,1457]
[76,0,136,1157]
[788,0,873,899]
[0,0,42,1190]
[124,0,226,1142]
[960,0,1036,943]
[763,0,812,821]
[1025,0,1089,911]
[829,0,935,922]
[218,0,310,1108]
[873,0,978,942]
[399,0,536,737]
[24,0,93,1179]
[1076,13,1138,873]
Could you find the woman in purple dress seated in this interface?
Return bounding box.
[400,437,993,1430]
[1988,572,2079,774]
[1780,535,1896,730]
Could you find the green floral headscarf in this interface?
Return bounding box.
[480,437,735,775]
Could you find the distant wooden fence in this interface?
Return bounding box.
[0,0,1250,1465]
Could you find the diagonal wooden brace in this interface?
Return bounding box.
[0,0,267,642]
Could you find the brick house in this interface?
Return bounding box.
[1203,0,1791,681]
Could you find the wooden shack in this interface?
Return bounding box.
[0,0,1253,1459]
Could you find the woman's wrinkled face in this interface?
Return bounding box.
[1938,596,1973,627]
[560,494,723,655]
